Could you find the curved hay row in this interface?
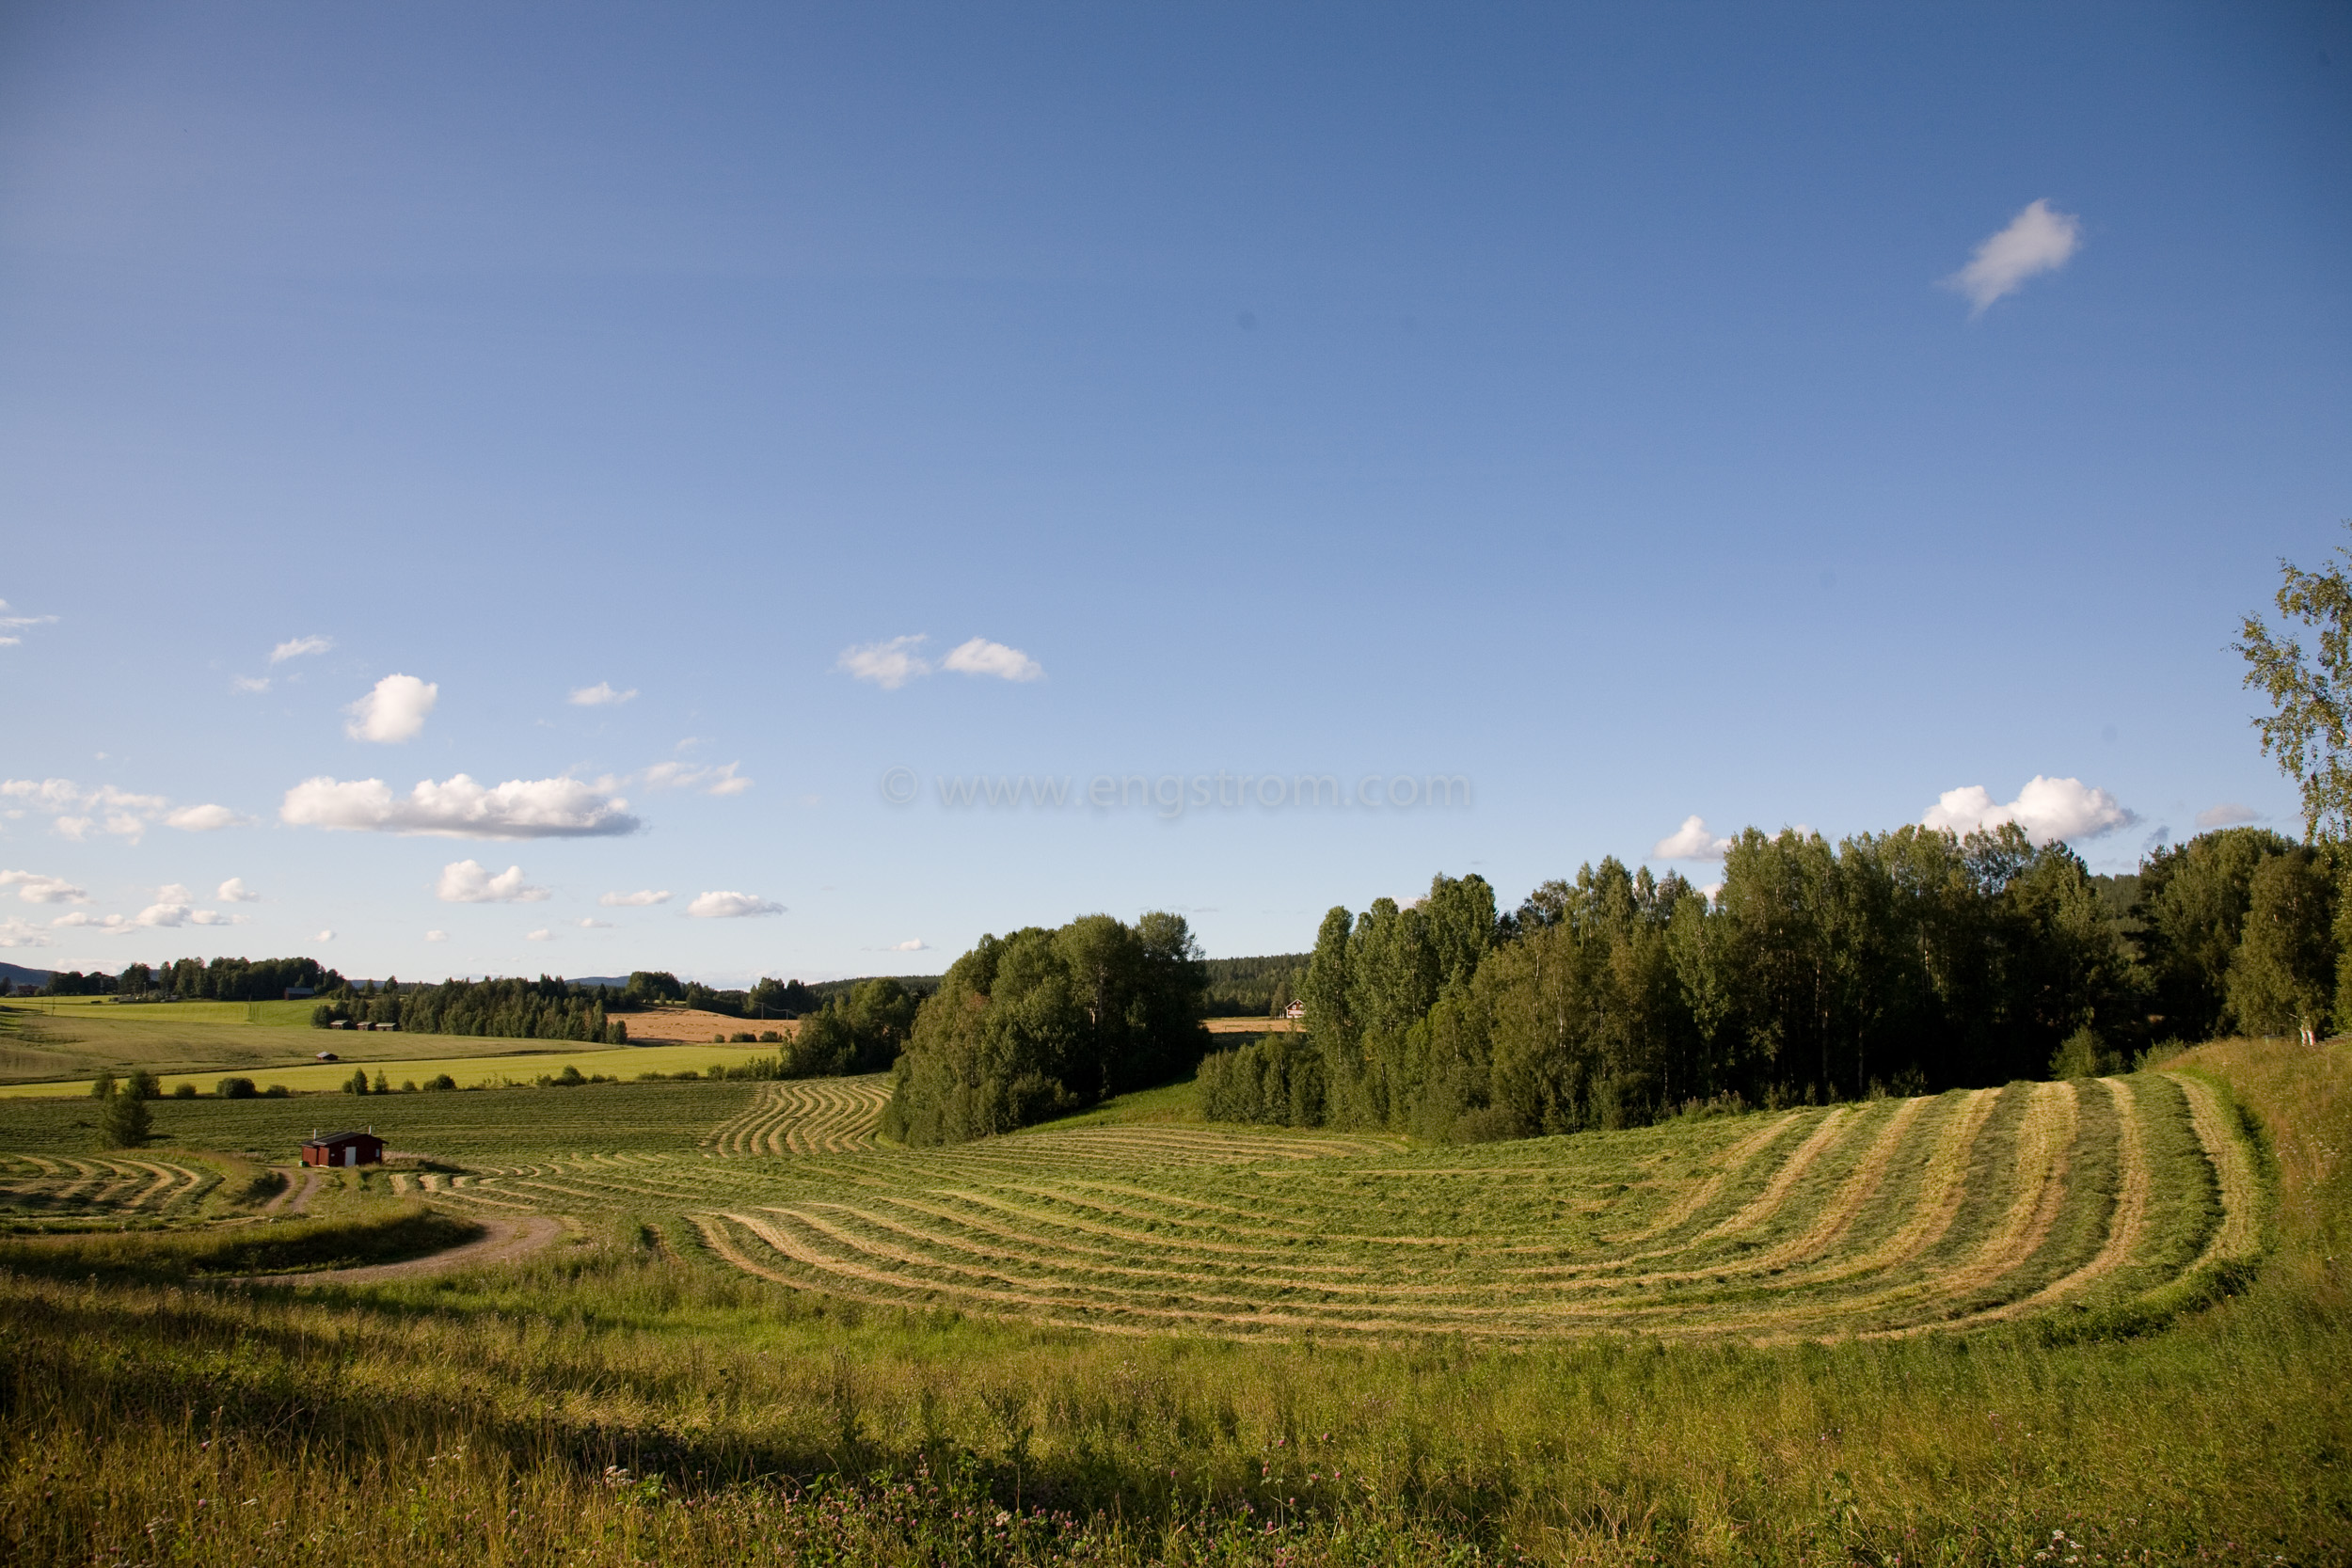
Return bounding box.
[702,1076,892,1156]
[2167,1071,2265,1275]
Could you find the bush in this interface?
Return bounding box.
[122,1069,160,1101]
[262,1084,291,1098]
[216,1077,258,1100]
[169,1083,196,1100]
[344,1069,371,1095]
[423,1073,457,1091]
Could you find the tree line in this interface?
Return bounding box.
[1198,820,2342,1139]
[22,956,343,999]
[312,974,628,1044]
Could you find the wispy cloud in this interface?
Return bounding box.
[281,774,640,839]
[216,878,260,902]
[575,917,612,929]
[0,918,52,947]
[837,635,930,689]
[0,599,59,649]
[942,637,1044,682]
[231,675,271,693]
[270,634,334,664]
[166,803,253,832]
[424,929,448,942]
[1946,199,2082,315]
[435,859,550,904]
[1922,775,2133,845]
[687,890,784,919]
[2195,802,2261,831]
[1652,816,1733,861]
[599,889,672,907]
[345,673,437,742]
[643,760,752,797]
[3,780,169,843]
[568,681,638,707]
[525,928,553,942]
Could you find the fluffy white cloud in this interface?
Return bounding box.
[837,635,930,689]
[2195,802,2262,830]
[1921,775,2134,846]
[270,634,334,664]
[2,870,88,904]
[1653,815,1734,860]
[317,929,336,942]
[424,929,449,942]
[643,760,752,796]
[687,890,784,919]
[345,673,438,742]
[569,681,638,706]
[217,878,260,902]
[1946,199,2082,314]
[599,889,671,907]
[942,637,1044,682]
[280,773,640,838]
[0,918,52,947]
[889,938,929,952]
[525,928,553,942]
[435,859,550,904]
[49,911,125,931]
[167,803,253,832]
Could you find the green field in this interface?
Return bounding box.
[0,1001,772,1095]
[0,1037,2339,1564]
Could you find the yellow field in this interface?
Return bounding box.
[0,1042,777,1099]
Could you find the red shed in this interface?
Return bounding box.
[300,1129,385,1167]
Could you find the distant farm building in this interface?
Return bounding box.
[1285,1001,1306,1020]
[284,986,316,1000]
[301,1130,384,1167]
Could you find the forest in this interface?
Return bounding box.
[1200,821,2339,1139]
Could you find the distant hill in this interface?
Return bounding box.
[0,961,53,990]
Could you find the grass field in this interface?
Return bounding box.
[0,1038,2338,1564]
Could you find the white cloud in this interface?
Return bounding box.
[424,929,449,942]
[167,802,253,832]
[0,600,59,648]
[435,859,550,904]
[942,637,1044,682]
[280,773,640,838]
[50,911,125,931]
[0,918,52,947]
[1,870,88,904]
[232,675,271,693]
[345,673,438,742]
[1652,815,1734,861]
[643,760,752,797]
[890,938,929,952]
[568,681,638,706]
[599,889,671,907]
[2195,802,2262,831]
[5,780,170,843]
[270,634,334,664]
[836,635,930,689]
[1921,775,2134,846]
[317,929,336,942]
[525,928,553,942]
[575,917,612,929]
[687,890,784,919]
[1945,199,2082,315]
[217,878,260,902]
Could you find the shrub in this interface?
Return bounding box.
[122,1069,161,1101]
[423,1073,457,1092]
[262,1084,291,1098]
[216,1077,257,1100]
[169,1083,196,1100]
[344,1069,371,1095]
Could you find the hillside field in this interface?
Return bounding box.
[0,1037,2341,1564]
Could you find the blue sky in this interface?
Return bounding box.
[2,3,2348,983]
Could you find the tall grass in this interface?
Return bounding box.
[1,1040,2345,1564]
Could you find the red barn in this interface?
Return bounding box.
[300,1130,385,1167]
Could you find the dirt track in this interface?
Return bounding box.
[238,1214,564,1287]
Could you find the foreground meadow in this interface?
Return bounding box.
[0,1038,2343,1564]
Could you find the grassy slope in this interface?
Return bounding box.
[0,1040,2341,1564]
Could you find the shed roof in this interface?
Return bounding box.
[301,1130,381,1148]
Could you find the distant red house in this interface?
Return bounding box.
[1284,1001,1306,1020]
[300,1130,384,1167]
